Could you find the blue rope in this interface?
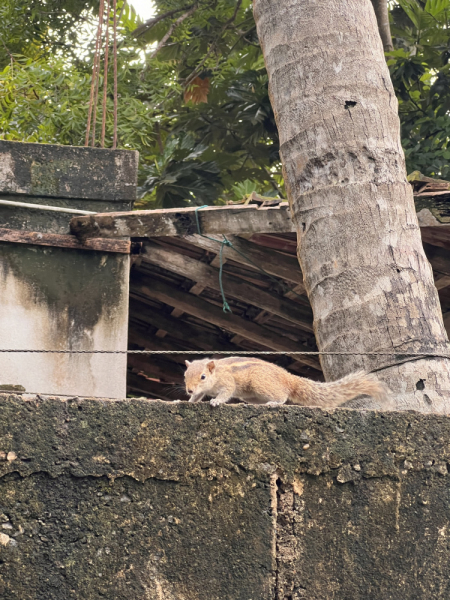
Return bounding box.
[195,205,232,313]
[194,205,305,308]
[219,236,232,313]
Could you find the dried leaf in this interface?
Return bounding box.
[184,76,210,104]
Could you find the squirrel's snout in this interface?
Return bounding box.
[187,389,193,394]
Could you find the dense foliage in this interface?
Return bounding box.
[1,0,450,206]
[389,0,450,179]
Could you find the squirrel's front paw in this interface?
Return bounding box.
[210,398,225,407]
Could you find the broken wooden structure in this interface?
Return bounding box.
[70,177,450,400]
[2,139,450,402]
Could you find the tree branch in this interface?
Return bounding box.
[183,0,243,89]
[132,5,195,38]
[0,37,15,63]
[140,5,198,79]
[370,0,394,52]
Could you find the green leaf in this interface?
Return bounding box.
[231,179,259,200]
[397,0,422,27]
[424,0,450,17]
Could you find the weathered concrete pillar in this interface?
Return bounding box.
[0,141,138,398]
[1,397,450,600]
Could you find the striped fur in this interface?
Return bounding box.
[184,357,387,407]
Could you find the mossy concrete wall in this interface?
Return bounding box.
[0,141,138,398]
[1,394,450,599]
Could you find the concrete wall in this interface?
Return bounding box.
[1,396,450,599]
[0,141,138,397]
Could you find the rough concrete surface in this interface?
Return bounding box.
[1,395,450,599]
[0,245,129,397]
[0,140,138,202]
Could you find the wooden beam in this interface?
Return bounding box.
[249,282,308,328]
[434,273,450,291]
[131,296,229,347]
[129,325,254,369]
[248,233,297,254]
[182,233,304,287]
[127,354,185,383]
[442,311,450,338]
[70,203,296,240]
[166,282,205,326]
[140,243,313,331]
[129,297,243,352]
[421,225,450,251]
[129,321,323,376]
[0,227,130,254]
[130,275,321,369]
[423,243,450,277]
[127,371,186,401]
[128,326,198,363]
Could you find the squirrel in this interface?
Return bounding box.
[184,357,387,408]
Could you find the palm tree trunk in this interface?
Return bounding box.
[253,0,450,412]
[371,0,394,51]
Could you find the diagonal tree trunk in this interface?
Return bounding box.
[371,0,393,51]
[253,0,450,412]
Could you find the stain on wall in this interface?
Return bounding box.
[0,141,138,397]
[0,244,129,396]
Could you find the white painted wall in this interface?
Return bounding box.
[0,254,129,398]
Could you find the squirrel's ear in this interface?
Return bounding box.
[185,360,191,367]
[207,360,215,373]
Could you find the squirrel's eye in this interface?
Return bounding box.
[201,374,206,380]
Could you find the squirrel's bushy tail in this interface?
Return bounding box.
[290,371,388,408]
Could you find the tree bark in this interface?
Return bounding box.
[370,0,394,52]
[253,0,450,412]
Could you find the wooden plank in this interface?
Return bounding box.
[129,325,258,370]
[442,311,450,337]
[253,283,309,327]
[167,282,205,323]
[70,203,296,240]
[127,354,185,383]
[140,243,313,331]
[127,371,185,401]
[182,233,304,287]
[434,274,450,291]
[128,327,197,363]
[130,275,321,369]
[129,297,243,353]
[421,225,450,251]
[248,233,297,254]
[423,243,450,277]
[0,227,130,254]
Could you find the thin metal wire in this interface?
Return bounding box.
[0,350,449,357]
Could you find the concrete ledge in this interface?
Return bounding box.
[0,140,138,201]
[1,394,450,599]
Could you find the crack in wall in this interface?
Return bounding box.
[272,474,305,600]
